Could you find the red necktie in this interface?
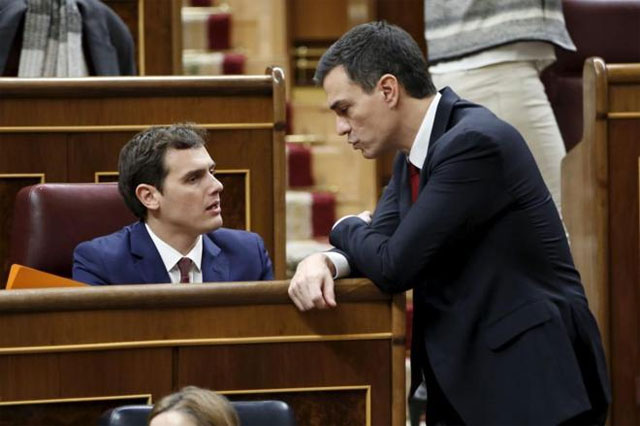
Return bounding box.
[409,164,420,203]
[177,257,192,283]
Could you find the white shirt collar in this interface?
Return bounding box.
[408,91,442,170]
[145,223,203,274]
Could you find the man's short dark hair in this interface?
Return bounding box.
[118,123,208,219]
[314,21,436,98]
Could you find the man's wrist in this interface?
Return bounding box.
[323,251,351,278]
[322,253,337,276]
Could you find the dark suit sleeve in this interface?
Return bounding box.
[72,242,109,285]
[330,132,511,293]
[369,163,402,236]
[254,234,274,280]
[331,164,402,277]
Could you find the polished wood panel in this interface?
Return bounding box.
[180,342,385,425]
[0,395,151,426]
[1,350,171,401]
[562,58,610,347]
[376,0,426,54]
[0,175,45,285]
[609,117,640,425]
[291,0,349,41]
[0,134,68,284]
[0,71,286,280]
[214,172,248,230]
[103,0,182,75]
[0,279,405,426]
[562,58,640,425]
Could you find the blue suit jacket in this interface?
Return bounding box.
[331,88,610,424]
[73,222,273,285]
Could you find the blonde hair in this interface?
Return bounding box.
[149,386,239,426]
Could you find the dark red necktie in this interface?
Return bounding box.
[177,257,192,284]
[409,164,420,203]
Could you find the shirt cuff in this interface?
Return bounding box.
[324,251,351,279]
[332,214,359,230]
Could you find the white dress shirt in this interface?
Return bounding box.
[325,92,442,278]
[145,223,203,283]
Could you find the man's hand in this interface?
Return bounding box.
[288,253,337,311]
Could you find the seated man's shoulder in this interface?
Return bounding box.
[73,222,141,285]
[206,227,264,249]
[205,228,273,280]
[74,222,138,257]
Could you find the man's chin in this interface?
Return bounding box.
[203,217,223,233]
[361,150,377,159]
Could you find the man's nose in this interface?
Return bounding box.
[336,117,350,136]
[209,174,223,193]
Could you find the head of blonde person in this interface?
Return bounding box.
[148,386,239,426]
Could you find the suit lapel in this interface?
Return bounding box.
[398,156,412,219]
[429,87,458,147]
[129,222,171,284]
[202,233,228,282]
[400,87,460,215]
[420,88,459,185]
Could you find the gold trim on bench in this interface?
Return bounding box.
[0,332,393,355]
[284,134,324,144]
[0,173,45,183]
[94,172,119,183]
[608,112,640,119]
[0,123,274,133]
[220,385,371,426]
[0,393,152,406]
[138,0,145,76]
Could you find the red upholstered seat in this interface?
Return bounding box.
[222,52,246,75]
[207,12,231,50]
[311,192,336,237]
[287,143,314,187]
[541,0,640,152]
[8,183,136,279]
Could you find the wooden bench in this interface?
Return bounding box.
[562,57,640,425]
[0,279,406,426]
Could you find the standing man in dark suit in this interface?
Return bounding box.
[73,124,273,285]
[288,22,610,425]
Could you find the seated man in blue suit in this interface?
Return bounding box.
[73,123,273,285]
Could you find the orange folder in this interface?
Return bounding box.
[5,264,87,290]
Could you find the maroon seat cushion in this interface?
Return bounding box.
[9,183,136,278]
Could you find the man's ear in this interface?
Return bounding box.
[135,183,160,212]
[378,74,399,108]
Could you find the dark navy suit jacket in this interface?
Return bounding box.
[330,88,610,425]
[73,221,273,285]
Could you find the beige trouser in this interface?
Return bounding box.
[431,61,566,215]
